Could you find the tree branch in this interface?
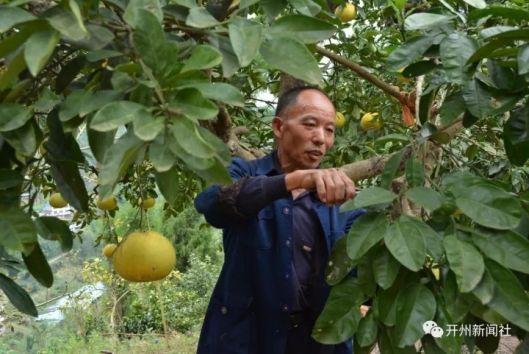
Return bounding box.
[316,46,404,102]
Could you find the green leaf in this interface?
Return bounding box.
[150,135,176,172]
[404,13,455,31]
[208,33,240,78]
[0,5,36,33]
[471,269,494,305]
[34,216,74,251]
[462,79,492,118]
[59,90,91,122]
[288,0,321,16]
[22,242,53,287]
[260,37,322,86]
[503,104,529,166]
[194,158,231,185]
[179,82,244,107]
[171,118,216,159]
[0,169,23,190]
[440,91,465,126]
[443,234,484,292]
[269,15,335,44]
[181,44,223,72]
[395,284,436,347]
[485,259,529,331]
[312,279,364,344]
[380,150,404,190]
[80,90,123,117]
[76,25,116,51]
[378,328,417,354]
[229,18,262,67]
[0,273,38,317]
[185,7,220,28]
[406,187,444,211]
[132,9,165,70]
[68,0,88,34]
[341,187,396,211]
[169,89,219,120]
[372,247,400,290]
[155,166,180,207]
[518,44,529,75]
[0,208,37,252]
[124,0,163,27]
[261,0,287,21]
[346,213,388,261]
[91,101,151,132]
[442,271,470,322]
[99,131,145,198]
[455,185,521,230]
[439,32,478,83]
[469,6,529,23]
[480,25,517,39]
[48,159,89,212]
[47,5,88,41]
[384,216,427,272]
[24,30,60,77]
[387,35,434,71]
[1,121,37,157]
[375,283,400,326]
[405,156,425,187]
[55,55,86,93]
[471,229,529,275]
[356,311,377,348]
[46,109,84,163]
[0,103,32,132]
[463,0,486,9]
[133,114,164,141]
[325,236,355,286]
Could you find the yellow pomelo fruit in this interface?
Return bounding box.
[335,112,346,128]
[49,193,67,208]
[113,231,176,282]
[141,197,156,209]
[360,112,381,130]
[335,3,357,22]
[102,243,117,257]
[97,196,117,211]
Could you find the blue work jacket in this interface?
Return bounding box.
[194,153,365,354]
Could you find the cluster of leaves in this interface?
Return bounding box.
[312,1,529,352]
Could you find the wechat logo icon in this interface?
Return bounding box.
[423,320,444,338]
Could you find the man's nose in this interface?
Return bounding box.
[312,128,325,145]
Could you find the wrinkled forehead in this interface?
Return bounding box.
[282,90,335,118]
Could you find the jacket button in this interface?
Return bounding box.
[282,305,289,312]
[284,273,290,279]
[283,207,290,215]
[221,306,228,315]
[285,239,291,247]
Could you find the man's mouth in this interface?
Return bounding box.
[307,150,323,158]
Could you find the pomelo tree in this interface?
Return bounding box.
[0,0,528,351]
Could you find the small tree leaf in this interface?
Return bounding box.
[404,13,455,31]
[24,30,60,77]
[443,234,484,292]
[260,37,322,86]
[34,216,74,251]
[406,187,444,211]
[0,103,32,132]
[0,273,38,317]
[346,213,388,261]
[229,18,262,67]
[91,101,150,132]
[268,15,335,44]
[181,44,223,72]
[22,242,53,287]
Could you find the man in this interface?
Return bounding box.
[194,87,364,354]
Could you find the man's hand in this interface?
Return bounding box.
[285,168,356,206]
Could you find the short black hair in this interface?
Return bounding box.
[275,86,331,117]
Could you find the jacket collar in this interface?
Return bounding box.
[256,150,283,176]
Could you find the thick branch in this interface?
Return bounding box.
[340,116,463,182]
[316,46,404,102]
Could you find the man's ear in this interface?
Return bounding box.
[272,116,283,140]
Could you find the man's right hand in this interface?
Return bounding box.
[285,169,356,206]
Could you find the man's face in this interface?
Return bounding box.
[273,89,336,172]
